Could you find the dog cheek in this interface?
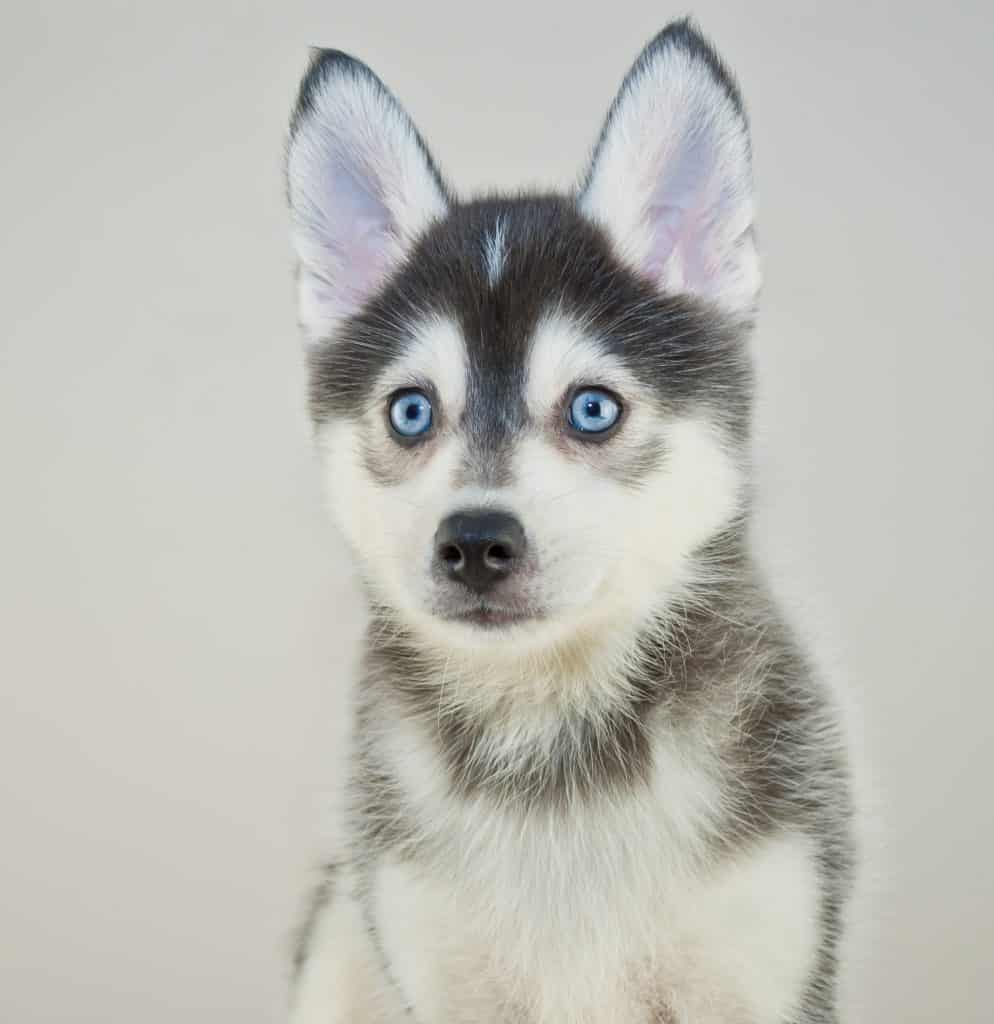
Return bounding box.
[318,421,409,602]
[522,477,618,613]
[601,418,744,604]
[318,420,368,550]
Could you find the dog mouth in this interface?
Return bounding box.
[444,603,542,629]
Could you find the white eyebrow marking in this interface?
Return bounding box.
[383,315,468,417]
[526,313,619,412]
[483,216,506,286]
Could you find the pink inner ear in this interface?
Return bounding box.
[644,200,719,298]
[644,203,684,279]
[301,154,399,318]
[641,128,726,296]
[340,219,396,312]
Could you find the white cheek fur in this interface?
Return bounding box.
[508,416,743,632]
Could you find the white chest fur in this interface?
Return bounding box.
[366,716,822,1023]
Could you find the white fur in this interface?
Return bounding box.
[380,315,468,415]
[291,864,405,1023]
[483,216,507,285]
[295,776,820,1023]
[524,312,618,408]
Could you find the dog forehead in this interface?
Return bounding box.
[401,198,627,402]
[453,209,593,362]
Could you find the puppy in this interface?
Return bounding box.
[284,19,856,1023]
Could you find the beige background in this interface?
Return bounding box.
[2,2,992,1021]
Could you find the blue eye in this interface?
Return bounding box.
[389,389,433,438]
[568,388,621,435]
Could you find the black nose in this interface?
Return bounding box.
[434,509,526,594]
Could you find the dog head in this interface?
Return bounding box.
[286,22,757,659]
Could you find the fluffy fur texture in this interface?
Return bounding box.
[285,19,856,1023]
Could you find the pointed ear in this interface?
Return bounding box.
[580,21,759,317]
[286,51,450,344]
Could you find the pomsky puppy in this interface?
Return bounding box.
[284,19,856,1024]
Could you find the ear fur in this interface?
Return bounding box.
[286,51,450,344]
[580,20,759,317]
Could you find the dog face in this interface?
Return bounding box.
[286,23,758,657]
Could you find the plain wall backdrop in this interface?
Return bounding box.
[2,2,992,1021]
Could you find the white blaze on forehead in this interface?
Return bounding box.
[380,314,468,416]
[525,313,627,413]
[482,216,507,286]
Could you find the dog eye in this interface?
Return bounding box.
[567,388,621,436]
[389,389,434,438]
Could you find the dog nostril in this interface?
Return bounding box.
[485,542,512,567]
[439,543,463,568]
